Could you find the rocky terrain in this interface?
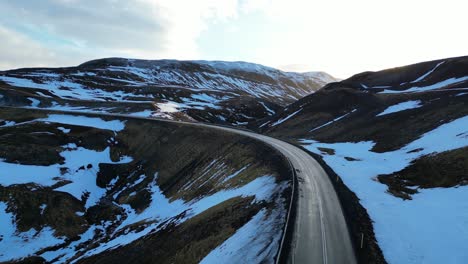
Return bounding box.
[0,58,336,126]
[0,59,336,263]
[0,107,292,263]
[260,56,468,264]
[1,55,467,264]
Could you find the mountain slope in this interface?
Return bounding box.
[259,56,468,264]
[0,58,336,126]
[0,107,292,263]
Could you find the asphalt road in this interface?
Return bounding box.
[5,107,357,264]
[212,126,357,264]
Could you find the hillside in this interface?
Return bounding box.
[0,107,292,263]
[0,58,336,126]
[259,56,468,264]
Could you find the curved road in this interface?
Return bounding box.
[212,125,357,264]
[8,107,356,264]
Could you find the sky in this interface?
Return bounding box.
[1,0,468,78]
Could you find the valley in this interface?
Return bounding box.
[1,56,467,264]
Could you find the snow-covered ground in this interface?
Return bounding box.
[0,202,64,261]
[410,61,445,83]
[200,208,285,264]
[0,115,131,210]
[0,75,140,102]
[302,115,468,264]
[270,109,302,126]
[310,109,357,131]
[376,101,422,116]
[0,58,331,105]
[380,76,468,94]
[38,114,126,131]
[0,112,288,263]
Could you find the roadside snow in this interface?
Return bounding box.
[376,101,422,116]
[72,175,286,262]
[302,115,468,264]
[377,186,468,264]
[200,208,284,264]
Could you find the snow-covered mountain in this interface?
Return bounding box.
[0,107,290,263]
[4,54,465,264]
[0,58,336,126]
[259,56,468,264]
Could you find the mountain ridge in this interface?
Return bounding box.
[258,55,468,264]
[0,58,337,127]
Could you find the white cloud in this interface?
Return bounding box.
[0,0,240,69]
[1,0,468,77]
[153,0,239,59]
[0,26,68,70]
[236,0,468,77]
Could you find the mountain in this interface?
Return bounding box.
[259,56,468,263]
[0,107,291,263]
[0,58,336,126]
[0,58,339,263]
[3,55,465,264]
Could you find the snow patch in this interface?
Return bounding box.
[302,115,468,264]
[38,114,125,131]
[156,102,180,113]
[310,109,356,132]
[0,146,132,209]
[381,76,468,93]
[0,202,65,262]
[71,175,286,262]
[271,109,302,126]
[27,97,40,107]
[57,126,71,133]
[200,208,283,264]
[376,100,422,116]
[411,61,445,83]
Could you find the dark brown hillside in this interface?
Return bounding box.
[256,55,468,264]
[0,107,291,263]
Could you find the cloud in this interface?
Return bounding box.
[2,1,166,50]
[221,0,468,77]
[2,0,467,77]
[0,26,67,70]
[278,64,317,73]
[0,0,239,69]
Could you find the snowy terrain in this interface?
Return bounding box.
[376,101,422,116]
[200,208,285,264]
[0,58,336,125]
[302,115,468,264]
[0,112,289,263]
[356,59,468,94]
[260,56,468,263]
[380,76,468,94]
